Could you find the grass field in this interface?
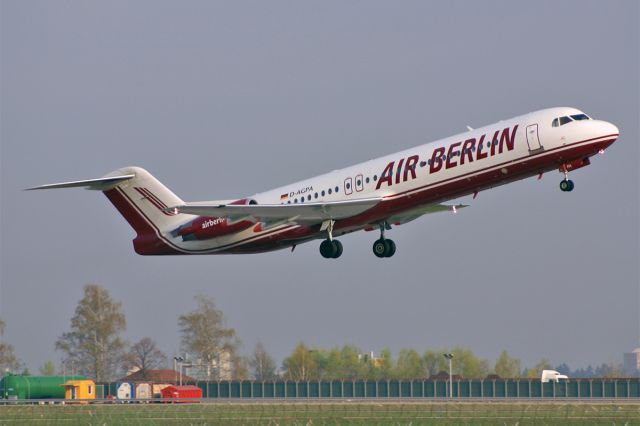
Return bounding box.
[1,400,639,425]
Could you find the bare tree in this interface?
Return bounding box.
[178,295,237,380]
[0,318,21,373]
[56,284,127,382]
[123,337,167,376]
[249,342,276,380]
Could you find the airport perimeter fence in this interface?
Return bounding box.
[98,378,640,400]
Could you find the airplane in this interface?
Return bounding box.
[27,107,619,259]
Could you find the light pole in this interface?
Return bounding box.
[174,356,184,386]
[443,353,454,398]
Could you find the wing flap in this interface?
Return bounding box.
[386,203,468,225]
[169,197,382,222]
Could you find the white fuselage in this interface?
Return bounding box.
[157,106,617,254]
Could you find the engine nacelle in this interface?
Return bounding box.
[172,198,256,241]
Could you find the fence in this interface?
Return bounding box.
[98,378,640,399]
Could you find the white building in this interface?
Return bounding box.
[622,348,640,377]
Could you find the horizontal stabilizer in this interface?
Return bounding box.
[168,197,382,222]
[25,174,135,191]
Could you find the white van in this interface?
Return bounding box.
[541,370,569,383]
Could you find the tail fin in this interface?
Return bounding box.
[28,166,185,255]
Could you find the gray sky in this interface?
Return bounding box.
[1,0,638,374]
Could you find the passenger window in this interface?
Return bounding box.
[552,118,559,127]
[559,116,573,125]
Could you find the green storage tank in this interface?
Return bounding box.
[0,374,86,399]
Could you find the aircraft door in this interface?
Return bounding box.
[526,124,543,151]
[344,177,353,195]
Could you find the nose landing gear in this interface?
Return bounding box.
[559,169,574,192]
[559,179,574,192]
[372,222,396,258]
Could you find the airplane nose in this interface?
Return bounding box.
[602,121,619,137]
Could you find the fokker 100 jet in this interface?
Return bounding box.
[28,107,619,259]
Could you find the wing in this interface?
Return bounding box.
[385,203,468,226]
[168,197,383,223]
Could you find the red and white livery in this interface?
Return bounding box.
[28,107,619,258]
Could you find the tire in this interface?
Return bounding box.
[559,180,569,192]
[331,240,343,258]
[373,239,387,258]
[384,239,396,257]
[566,180,574,192]
[320,239,336,258]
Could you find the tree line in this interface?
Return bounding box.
[0,284,626,381]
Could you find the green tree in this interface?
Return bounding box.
[39,360,56,376]
[395,349,424,378]
[249,342,276,380]
[178,295,237,380]
[123,337,167,377]
[526,358,552,378]
[0,318,21,373]
[338,345,366,379]
[55,284,127,382]
[423,350,447,378]
[449,347,489,378]
[282,342,318,380]
[370,348,394,380]
[494,350,521,378]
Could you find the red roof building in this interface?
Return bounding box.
[119,369,196,384]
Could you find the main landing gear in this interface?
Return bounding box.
[372,222,395,258]
[559,169,574,192]
[318,220,397,259]
[320,239,343,259]
[319,220,343,259]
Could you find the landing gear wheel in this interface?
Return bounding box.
[373,238,396,258]
[320,239,343,259]
[373,239,387,258]
[559,179,574,192]
[384,239,396,257]
[320,239,336,258]
[331,240,343,258]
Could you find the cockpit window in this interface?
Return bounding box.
[559,116,573,125]
[570,113,590,121]
[552,113,591,127]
